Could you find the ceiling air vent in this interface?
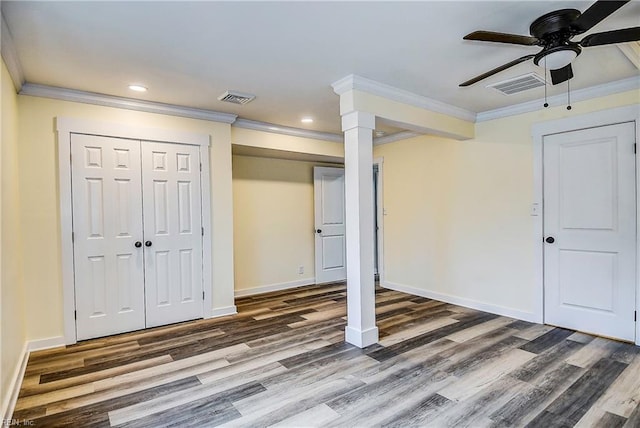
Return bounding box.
[217,90,256,105]
[487,73,547,95]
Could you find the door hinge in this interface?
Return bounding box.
[200,163,202,172]
[70,153,73,164]
[74,310,77,320]
[202,227,204,236]
[634,143,637,154]
[635,311,637,322]
[72,232,75,243]
[203,291,205,300]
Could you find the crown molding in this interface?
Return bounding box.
[233,118,343,143]
[476,76,640,122]
[19,83,344,140]
[19,83,238,124]
[331,74,358,96]
[331,74,476,123]
[1,12,25,91]
[374,131,421,146]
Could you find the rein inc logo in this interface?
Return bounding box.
[3,420,34,427]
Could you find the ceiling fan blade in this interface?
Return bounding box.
[459,54,535,87]
[463,31,539,46]
[550,64,574,85]
[572,0,629,33]
[580,27,640,47]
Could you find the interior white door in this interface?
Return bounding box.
[544,122,636,341]
[314,167,347,284]
[142,142,204,327]
[71,134,145,340]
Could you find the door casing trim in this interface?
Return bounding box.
[57,117,213,344]
[373,157,384,283]
[531,105,640,345]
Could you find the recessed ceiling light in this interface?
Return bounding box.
[301,117,314,124]
[128,84,147,92]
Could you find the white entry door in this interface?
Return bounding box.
[72,135,204,340]
[72,134,146,340]
[142,142,204,327]
[314,167,347,284]
[544,122,636,341]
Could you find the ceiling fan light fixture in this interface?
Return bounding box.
[534,45,581,70]
[544,50,577,69]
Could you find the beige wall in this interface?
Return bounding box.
[1,60,26,415]
[13,93,347,342]
[232,127,344,159]
[6,72,638,352]
[374,89,639,317]
[341,89,474,140]
[232,155,341,292]
[16,95,236,341]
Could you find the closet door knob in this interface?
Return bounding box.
[545,236,555,244]
[145,241,153,247]
[316,229,322,234]
[134,241,142,248]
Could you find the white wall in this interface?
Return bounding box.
[375,89,639,320]
[1,59,26,419]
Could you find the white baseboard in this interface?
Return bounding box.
[208,306,238,318]
[234,278,316,297]
[1,335,66,423]
[1,342,28,424]
[382,281,538,323]
[27,336,66,352]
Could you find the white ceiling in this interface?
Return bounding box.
[2,1,639,135]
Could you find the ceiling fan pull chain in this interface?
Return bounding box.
[543,57,549,108]
[567,79,572,111]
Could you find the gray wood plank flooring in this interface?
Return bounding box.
[12,283,640,427]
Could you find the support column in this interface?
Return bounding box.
[342,111,378,348]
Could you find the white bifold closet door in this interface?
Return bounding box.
[72,134,203,341]
[142,142,203,328]
[72,135,146,340]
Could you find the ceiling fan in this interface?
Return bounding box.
[459,0,640,87]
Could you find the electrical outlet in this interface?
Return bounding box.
[298,266,304,275]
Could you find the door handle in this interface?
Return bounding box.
[545,236,555,244]
[134,241,142,248]
[316,229,322,234]
[145,241,153,247]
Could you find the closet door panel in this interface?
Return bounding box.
[71,134,145,340]
[142,142,203,327]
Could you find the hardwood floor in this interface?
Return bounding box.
[12,283,640,427]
